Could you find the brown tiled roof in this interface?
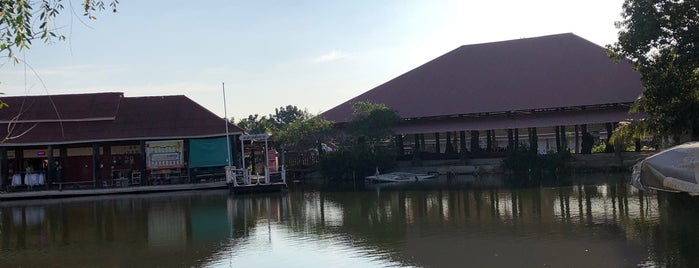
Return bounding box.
[0,93,243,146]
[322,33,643,123]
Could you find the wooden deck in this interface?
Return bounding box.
[0,181,228,201]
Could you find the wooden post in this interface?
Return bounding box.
[514,128,519,150]
[530,127,538,154]
[470,130,480,153]
[0,148,7,189]
[435,132,441,154]
[47,145,54,189]
[507,129,514,152]
[93,144,102,188]
[560,126,567,152]
[555,126,561,153]
[575,125,580,154]
[486,130,493,153]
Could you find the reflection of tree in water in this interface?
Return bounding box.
[643,193,699,268]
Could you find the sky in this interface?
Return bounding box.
[0,0,627,121]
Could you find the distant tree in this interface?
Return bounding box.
[1,0,119,59]
[268,105,310,132]
[608,0,699,141]
[236,114,272,134]
[320,101,401,180]
[346,101,401,151]
[275,115,333,153]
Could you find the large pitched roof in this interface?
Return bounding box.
[323,33,643,123]
[0,93,243,146]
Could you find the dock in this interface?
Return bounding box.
[0,181,228,201]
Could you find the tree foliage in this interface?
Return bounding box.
[320,101,400,180]
[268,105,310,131]
[0,0,118,59]
[346,101,401,150]
[608,0,699,141]
[275,115,332,152]
[236,114,272,134]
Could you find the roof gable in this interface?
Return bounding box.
[323,33,643,122]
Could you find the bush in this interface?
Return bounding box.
[319,145,396,181]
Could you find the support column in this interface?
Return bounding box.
[92,144,102,188]
[470,130,480,154]
[529,127,538,154]
[413,134,421,161]
[486,130,493,153]
[446,132,454,154]
[605,122,615,153]
[0,148,7,188]
[575,125,580,154]
[459,131,467,152]
[514,128,519,150]
[420,134,426,153]
[47,145,54,188]
[560,126,567,152]
[435,132,441,154]
[395,135,404,156]
[555,126,562,153]
[507,129,514,152]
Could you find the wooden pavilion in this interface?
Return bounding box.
[323,33,645,159]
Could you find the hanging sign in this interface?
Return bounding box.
[146,140,185,170]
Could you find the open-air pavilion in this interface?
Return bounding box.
[323,33,645,160]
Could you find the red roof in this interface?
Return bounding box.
[0,93,243,146]
[323,33,643,123]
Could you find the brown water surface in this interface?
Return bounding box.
[1,174,698,267]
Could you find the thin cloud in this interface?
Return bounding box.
[311,50,349,63]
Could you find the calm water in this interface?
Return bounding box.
[1,174,698,268]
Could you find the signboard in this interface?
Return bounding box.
[239,134,269,141]
[146,140,185,170]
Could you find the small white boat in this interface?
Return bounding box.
[365,171,436,183]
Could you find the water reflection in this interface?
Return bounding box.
[1,177,698,267]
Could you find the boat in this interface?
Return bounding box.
[365,171,436,183]
[632,142,699,195]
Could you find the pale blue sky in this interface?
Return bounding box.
[1,0,626,121]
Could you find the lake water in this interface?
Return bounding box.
[1,173,698,267]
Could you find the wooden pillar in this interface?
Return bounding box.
[396,135,404,156]
[445,132,453,154]
[507,129,514,152]
[605,122,615,153]
[413,134,421,160]
[555,126,561,153]
[486,130,493,152]
[575,125,580,154]
[103,145,111,183]
[470,130,480,153]
[435,132,441,154]
[47,145,54,188]
[459,131,467,152]
[560,126,567,152]
[529,127,538,154]
[0,148,7,188]
[514,128,519,150]
[92,144,102,188]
